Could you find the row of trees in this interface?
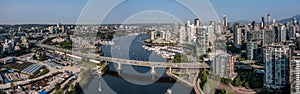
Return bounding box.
[200,70,208,89]
[232,76,249,89]
[221,77,232,85]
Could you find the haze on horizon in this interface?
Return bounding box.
[0,0,300,24]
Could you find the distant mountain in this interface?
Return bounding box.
[279,15,300,24]
[231,15,300,25]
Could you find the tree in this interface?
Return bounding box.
[198,55,205,61]
[236,56,245,61]
[221,88,226,94]
[221,77,232,84]
[32,54,37,60]
[244,82,249,89]
[38,52,47,61]
[36,48,42,52]
[207,48,212,53]
[261,86,268,94]
[69,84,75,91]
[55,83,61,90]
[173,54,182,63]
[0,90,4,94]
[200,70,208,89]
[233,76,243,87]
[74,82,83,94]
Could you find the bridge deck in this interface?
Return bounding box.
[37,44,209,69]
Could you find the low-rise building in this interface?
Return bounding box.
[0,57,15,65]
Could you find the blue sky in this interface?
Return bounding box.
[0,0,299,24]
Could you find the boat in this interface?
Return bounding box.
[98,86,102,92]
[166,88,172,94]
[98,73,102,92]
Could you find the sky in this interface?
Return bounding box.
[0,0,300,24]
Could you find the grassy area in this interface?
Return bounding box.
[79,60,98,69]
[173,73,189,80]
[78,68,94,87]
[0,61,34,71]
[59,40,72,50]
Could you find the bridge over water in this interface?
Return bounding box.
[37,44,209,69]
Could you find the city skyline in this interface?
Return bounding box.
[0,0,300,24]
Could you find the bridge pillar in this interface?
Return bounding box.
[151,66,156,74]
[117,63,122,71]
[169,68,172,74]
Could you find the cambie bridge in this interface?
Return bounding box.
[37,41,209,73]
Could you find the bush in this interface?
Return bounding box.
[233,76,243,87]
[221,77,232,84]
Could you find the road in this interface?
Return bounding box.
[37,44,210,69]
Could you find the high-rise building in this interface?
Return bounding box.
[207,25,216,44]
[267,14,271,26]
[234,25,242,48]
[179,26,186,44]
[264,43,290,90]
[57,23,61,28]
[251,21,256,30]
[18,27,21,32]
[212,50,235,78]
[261,16,265,29]
[161,31,166,40]
[151,31,156,40]
[194,18,201,26]
[295,24,299,33]
[288,25,296,40]
[294,17,298,25]
[263,29,276,46]
[186,20,192,43]
[247,42,258,60]
[185,20,197,43]
[61,26,65,33]
[196,27,207,56]
[291,55,300,94]
[48,26,54,34]
[280,25,287,42]
[222,15,228,28]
